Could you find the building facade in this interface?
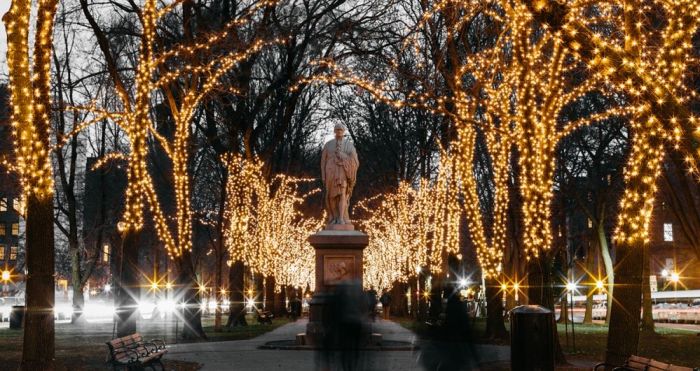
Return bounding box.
[0,84,23,295]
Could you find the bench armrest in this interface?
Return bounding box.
[110,348,139,364]
[149,339,166,350]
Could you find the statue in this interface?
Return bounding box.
[321,123,359,229]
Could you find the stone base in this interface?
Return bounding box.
[305,230,369,348]
[324,223,355,231]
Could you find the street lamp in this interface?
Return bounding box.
[565,280,577,352]
[670,271,680,284]
[459,278,468,288]
[1,270,10,282]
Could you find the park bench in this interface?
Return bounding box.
[105,332,168,370]
[594,355,698,371]
[256,307,274,324]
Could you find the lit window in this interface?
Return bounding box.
[102,244,109,262]
[663,223,673,242]
[11,223,19,236]
[0,246,5,260]
[0,198,6,212]
[9,246,17,261]
[0,225,5,236]
[12,198,20,213]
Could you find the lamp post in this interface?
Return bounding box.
[1,269,10,296]
[566,281,576,352]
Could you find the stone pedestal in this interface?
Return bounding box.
[304,229,368,346]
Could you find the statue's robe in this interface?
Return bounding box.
[321,137,359,224]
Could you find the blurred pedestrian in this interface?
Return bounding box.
[367,286,378,322]
[318,281,370,371]
[418,284,479,371]
[380,289,392,320]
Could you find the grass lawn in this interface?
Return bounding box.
[556,323,700,367]
[393,317,700,368]
[0,314,289,370]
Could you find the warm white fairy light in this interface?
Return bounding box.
[223,154,319,290]
[71,0,284,259]
[358,155,460,291]
[4,0,59,204]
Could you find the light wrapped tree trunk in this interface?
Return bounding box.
[4,1,59,369]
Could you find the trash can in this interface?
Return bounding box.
[10,305,24,329]
[510,305,555,371]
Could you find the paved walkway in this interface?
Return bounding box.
[166,319,510,370]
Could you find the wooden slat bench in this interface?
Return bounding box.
[106,332,167,370]
[255,307,274,325]
[594,355,698,371]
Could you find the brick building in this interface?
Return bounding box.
[649,199,700,292]
[0,84,23,295]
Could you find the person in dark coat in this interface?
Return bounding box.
[418,284,480,371]
[379,290,392,319]
[366,286,378,322]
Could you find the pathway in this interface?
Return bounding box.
[166,318,510,370]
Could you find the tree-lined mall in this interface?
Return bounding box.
[0,0,699,370]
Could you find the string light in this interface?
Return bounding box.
[357,155,460,291]
[4,0,59,205]
[69,0,284,260]
[223,154,319,291]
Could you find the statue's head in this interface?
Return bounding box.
[334,123,347,140]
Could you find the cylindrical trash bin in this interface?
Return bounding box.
[510,305,555,371]
[10,305,24,329]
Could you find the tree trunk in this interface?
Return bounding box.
[214,242,223,332]
[583,247,595,324]
[505,290,516,312]
[274,286,286,316]
[605,243,644,365]
[265,276,275,311]
[178,252,206,340]
[70,237,86,324]
[596,221,615,324]
[528,257,567,365]
[417,274,428,321]
[559,297,569,324]
[226,260,247,327]
[428,273,443,321]
[116,228,140,337]
[407,277,417,318]
[390,281,408,317]
[214,175,227,332]
[255,273,264,308]
[484,277,508,340]
[22,195,56,370]
[5,0,59,369]
[584,291,594,324]
[641,243,654,332]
